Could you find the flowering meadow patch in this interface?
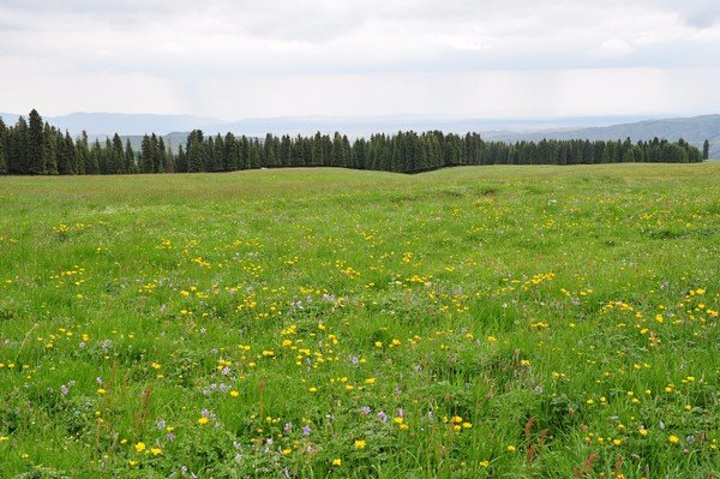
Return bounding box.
[0,164,719,477]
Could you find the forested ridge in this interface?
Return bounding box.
[0,109,707,176]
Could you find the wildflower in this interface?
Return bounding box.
[230,390,240,398]
[302,425,312,436]
[97,388,107,395]
[480,460,490,468]
[669,435,680,444]
[332,458,342,467]
[150,447,162,456]
[198,416,210,425]
[134,442,146,452]
[506,445,516,452]
[354,439,366,450]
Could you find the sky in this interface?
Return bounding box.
[1,0,720,120]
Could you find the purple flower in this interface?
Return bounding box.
[156,418,166,429]
[377,411,388,423]
[302,425,312,436]
[60,385,69,396]
[360,406,371,415]
[284,422,293,432]
[166,432,176,442]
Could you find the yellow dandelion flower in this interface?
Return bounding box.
[354,439,366,450]
[134,442,146,452]
[198,416,210,425]
[150,447,162,456]
[332,458,342,466]
[669,435,680,444]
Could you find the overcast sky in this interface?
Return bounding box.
[1,0,720,120]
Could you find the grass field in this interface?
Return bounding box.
[1,164,719,478]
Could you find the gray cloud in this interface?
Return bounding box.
[0,0,718,118]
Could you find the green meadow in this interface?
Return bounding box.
[1,164,719,478]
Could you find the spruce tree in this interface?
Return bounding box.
[165,142,175,173]
[27,109,46,175]
[9,116,29,174]
[76,132,88,175]
[43,123,59,174]
[125,139,135,173]
[186,130,205,173]
[703,140,710,160]
[112,133,125,174]
[141,135,155,173]
[0,118,6,174]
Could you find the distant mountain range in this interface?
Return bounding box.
[1,111,718,158]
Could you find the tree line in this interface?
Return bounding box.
[0,109,708,176]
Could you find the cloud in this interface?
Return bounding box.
[0,0,719,117]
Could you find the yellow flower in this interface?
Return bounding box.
[365,377,377,384]
[639,429,648,437]
[480,460,490,468]
[230,390,240,398]
[97,388,107,395]
[198,416,210,425]
[354,439,366,450]
[669,435,680,444]
[506,445,516,452]
[134,442,146,452]
[332,458,342,466]
[150,447,162,456]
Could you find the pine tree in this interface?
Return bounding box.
[703,139,710,160]
[27,109,46,175]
